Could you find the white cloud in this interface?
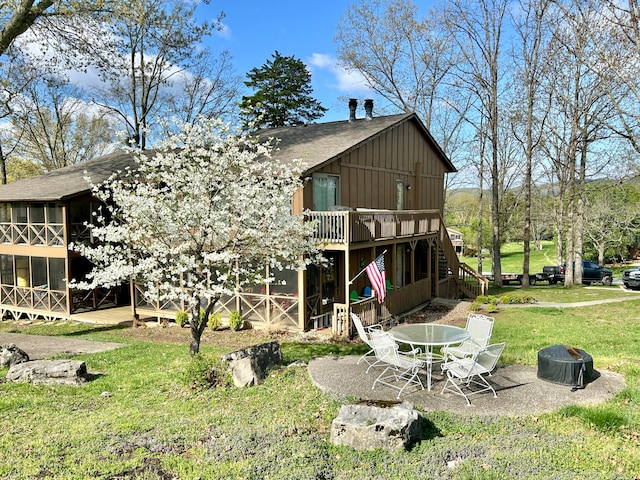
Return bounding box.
[307,53,372,95]
[215,22,233,40]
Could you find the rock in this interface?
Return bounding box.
[330,401,423,453]
[0,343,29,368]
[221,340,283,387]
[6,359,87,385]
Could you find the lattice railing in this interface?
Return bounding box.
[0,285,67,313]
[0,223,64,246]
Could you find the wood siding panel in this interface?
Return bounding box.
[301,117,448,213]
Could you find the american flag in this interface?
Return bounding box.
[365,253,386,303]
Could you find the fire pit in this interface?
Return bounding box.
[537,345,594,389]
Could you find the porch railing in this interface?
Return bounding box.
[307,209,443,244]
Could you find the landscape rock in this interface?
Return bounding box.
[330,401,423,453]
[221,340,282,387]
[0,343,29,368]
[6,359,87,385]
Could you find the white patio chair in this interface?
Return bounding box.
[440,342,506,405]
[350,313,385,371]
[442,313,494,362]
[369,330,425,399]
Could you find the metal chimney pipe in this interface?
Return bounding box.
[348,98,357,122]
[364,99,373,120]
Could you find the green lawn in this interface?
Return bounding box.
[1,302,639,479]
[461,240,558,273]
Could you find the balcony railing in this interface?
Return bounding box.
[307,209,443,244]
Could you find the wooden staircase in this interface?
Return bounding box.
[436,223,488,299]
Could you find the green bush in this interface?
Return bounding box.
[175,310,189,327]
[207,311,221,330]
[469,300,483,311]
[499,293,537,304]
[485,303,499,313]
[181,354,230,391]
[229,310,243,331]
[476,295,498,305]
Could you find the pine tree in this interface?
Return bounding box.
[240,51,327,129]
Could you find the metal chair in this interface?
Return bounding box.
[440,342,506,405]
[350,313,384,371]
[369,330,425,399]
[442,313,494,361]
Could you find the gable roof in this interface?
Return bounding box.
[0,150,138,202]
[0,113,456,203]
[260,112,457,174]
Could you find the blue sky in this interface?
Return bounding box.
[198,1,376,122]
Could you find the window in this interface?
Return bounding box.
[313,174,340,211]
[271,267,298,295]
[396,181,406,210]
[31,203,45,223]
[1,254,14,285]
[12,203,28,223]
[15,256,29,287]
[49,258,66,291]
[0,204,10,223]
[32,257,48,287]
[47,203,63,224]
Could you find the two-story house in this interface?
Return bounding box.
[0,102,486,334]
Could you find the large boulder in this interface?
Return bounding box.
[6,359,87,385]
[0,343,29,368]
[221,340,283,387]
[330,402,423,453]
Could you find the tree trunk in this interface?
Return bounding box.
[0,143,7,184]
[188,298,217,356]
[477,148,485,275]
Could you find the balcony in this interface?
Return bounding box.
[306,209,443,245]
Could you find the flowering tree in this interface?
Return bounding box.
[71,118,319,354]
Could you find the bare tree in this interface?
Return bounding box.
[335,0,469,158]
[509,0,553,286]
[545,0,615,285]
[445,0,509,286]
[164,49,241,131]
[90,0,219,149]
[587,0,640,157]
[11,76,115,171]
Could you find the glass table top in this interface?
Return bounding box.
[390,323,470,346]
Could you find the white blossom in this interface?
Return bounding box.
[70,117,320,353]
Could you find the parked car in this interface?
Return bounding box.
[622,266,640,290]
[542,261,613,285]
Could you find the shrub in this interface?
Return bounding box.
[469,300,483,311]
[229,310,243,331]
[499,293,537,304]
[207,311,221,330]
[175,311,189,327]
[181,354,230,391]
[476,295,498,305]
[485,303,499,313]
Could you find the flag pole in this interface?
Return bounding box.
[348,249,387,285]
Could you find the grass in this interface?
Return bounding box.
[1,298,639,480]
[461,240,558,274]
[489,285,640,303]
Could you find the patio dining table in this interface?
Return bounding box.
[390,323,470,391]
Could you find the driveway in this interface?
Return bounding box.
[0,332,124,360]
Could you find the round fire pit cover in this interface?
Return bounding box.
[537,345,594,388]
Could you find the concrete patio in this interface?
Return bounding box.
[308,354,626,416]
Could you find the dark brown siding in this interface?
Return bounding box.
[305,118,448,212]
